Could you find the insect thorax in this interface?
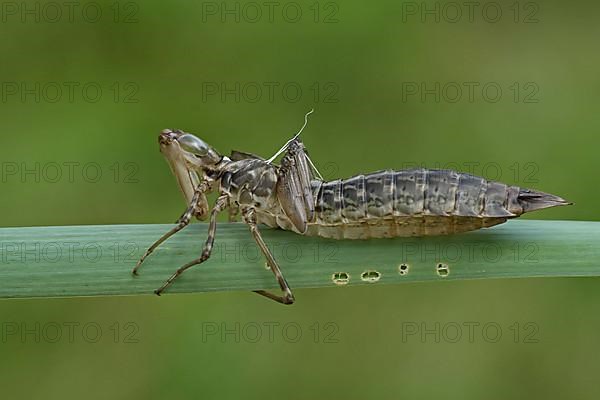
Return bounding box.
[220,159,280,211]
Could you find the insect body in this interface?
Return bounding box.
[259,165,567,239]
[133,114,570,304]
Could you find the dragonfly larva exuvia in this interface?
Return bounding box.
[133,110,570,304]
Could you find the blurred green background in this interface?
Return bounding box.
[1,0,599,398]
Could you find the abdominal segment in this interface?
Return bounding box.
[307,168,520,239]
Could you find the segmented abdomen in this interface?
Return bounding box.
[308,169,522,239]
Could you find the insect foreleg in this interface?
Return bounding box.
[243,208,295,305]
[154,194,229,295]
[132,180,210,275]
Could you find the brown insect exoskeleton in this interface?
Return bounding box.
[133,111,570,304]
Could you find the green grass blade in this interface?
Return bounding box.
[0,220,598,299]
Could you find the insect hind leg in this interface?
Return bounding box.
[243,208,295,305]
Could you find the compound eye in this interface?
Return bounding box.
[178,134,209,157]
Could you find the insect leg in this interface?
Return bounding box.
[154,194,229,295]
[132,181,209,275]
[243,208,295,305]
